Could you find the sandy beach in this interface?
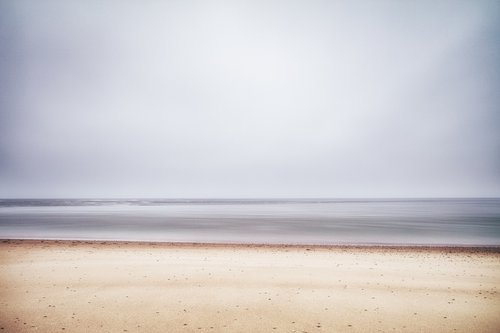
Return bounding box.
[0,240,499,332]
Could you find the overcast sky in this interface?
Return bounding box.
[0,0,499,198]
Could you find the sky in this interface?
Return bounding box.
[0,0,499,198]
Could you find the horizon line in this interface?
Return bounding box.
[1,196,499,200]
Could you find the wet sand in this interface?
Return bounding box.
[0,240,499,332]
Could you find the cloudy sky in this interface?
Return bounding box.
[0,0,499,198]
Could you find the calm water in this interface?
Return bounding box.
[0,198,499,246]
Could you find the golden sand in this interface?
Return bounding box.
[0,240,499,332]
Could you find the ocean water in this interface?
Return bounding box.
[0,198,499,246]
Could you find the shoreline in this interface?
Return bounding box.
[2,238,500,253]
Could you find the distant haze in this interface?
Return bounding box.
[0,0,499,198]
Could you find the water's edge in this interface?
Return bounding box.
[3,238,500,253]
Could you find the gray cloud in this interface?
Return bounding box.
[1,0,499,198]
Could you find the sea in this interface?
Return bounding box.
[0,198,499,246]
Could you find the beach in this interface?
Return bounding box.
[0,240,499,333]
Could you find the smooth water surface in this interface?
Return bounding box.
[0,198,499,245]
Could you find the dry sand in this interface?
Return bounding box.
[0,240,499,333]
